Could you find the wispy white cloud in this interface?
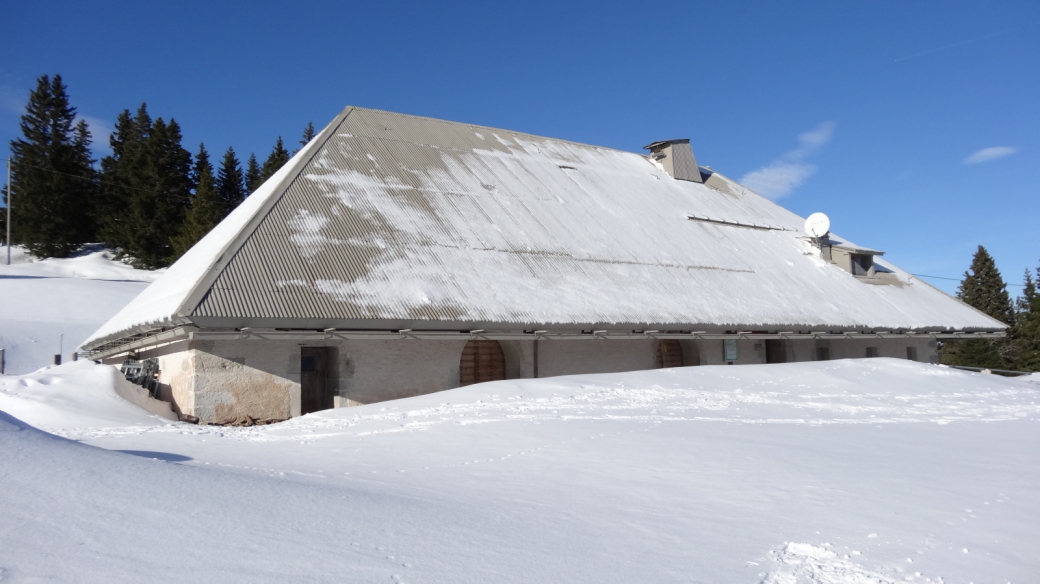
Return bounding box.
[77,115,114,154]
[739,121,835,200]
[962,146,1017,165]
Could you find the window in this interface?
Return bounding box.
[723,339,738,362]
[851,254,873,276]
[866,347,879,358]
[906,346,918,361]
[816,347,830,361]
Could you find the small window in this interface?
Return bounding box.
[866,347,879,358]
[906,346,918,361]
[723,339,738,362]
[851,254,873,276]
[301,355,316,373]
[816,347,830,361]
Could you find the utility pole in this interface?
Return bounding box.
[5,156,10,266]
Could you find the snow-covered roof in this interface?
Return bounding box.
[83,106,1003,350]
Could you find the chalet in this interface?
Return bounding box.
[82,107,1005,423]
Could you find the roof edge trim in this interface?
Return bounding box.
[174,106,356,319]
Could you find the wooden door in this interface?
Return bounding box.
[459,341,506,386]
[765,340,787,364]
[655,340,684,368]
[300,347,329,415]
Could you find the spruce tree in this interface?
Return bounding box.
[940,246,1015,369]
[217,147,246,209]
[258,137,291,184]
[245,153,261,194]
[133,117,192,268]
[98,104,153,256]
[99,107,193,268]
[295,121,315,154]
[172,144,221,260]
[1014,265,1040,371]
[8,74,97,257]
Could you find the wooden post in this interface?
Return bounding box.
[0,347,5,374]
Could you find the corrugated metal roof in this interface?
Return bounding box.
[83,106,1005,349]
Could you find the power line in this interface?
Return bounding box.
[913,273,1025,288]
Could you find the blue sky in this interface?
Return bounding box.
[1,1,1037,296]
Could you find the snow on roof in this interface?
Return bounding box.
[83,106,1003,350]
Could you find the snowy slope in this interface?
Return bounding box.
[0,246,156,374]
[2,358,1038,583]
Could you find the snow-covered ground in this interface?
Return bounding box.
[0,245,157,374]
[2,358,1038,583]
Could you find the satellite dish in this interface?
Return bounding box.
[804,212,831,238]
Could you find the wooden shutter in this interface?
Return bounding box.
[460,340,506,386]
[655,340,684,369]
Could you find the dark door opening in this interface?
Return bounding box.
[460,340,506,386]
[301,347,332,415]
[765,340,787,364]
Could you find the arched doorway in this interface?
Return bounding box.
[459,340,506,386]
[655,340,684,369]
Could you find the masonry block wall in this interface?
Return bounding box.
[105,336,939,424]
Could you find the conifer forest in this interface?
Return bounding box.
[2,74,314,269]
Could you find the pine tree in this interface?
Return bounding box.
[8,74,97,257]
[245,153,261,194]
[258,137,291,185]
[940,245,1015,369]
[98,104,153,256]
[99,106,192,268]
[294,121,315,154]
[1014,265,1040,371]
[172,144,222,260]
[131,117,192,268]
[217,147,246,209]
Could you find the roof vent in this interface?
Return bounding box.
[643,139,703,183]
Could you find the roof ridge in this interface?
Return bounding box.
[345,105,645,157]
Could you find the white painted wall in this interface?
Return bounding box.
[104,336,939,424]
[536,340,657,377]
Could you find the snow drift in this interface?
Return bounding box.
[1,358,1038,582]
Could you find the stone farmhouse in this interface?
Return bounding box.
[82,106,1005,423]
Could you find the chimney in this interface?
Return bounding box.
[643,139,703,183]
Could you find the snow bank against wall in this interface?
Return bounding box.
[0,360,177,433]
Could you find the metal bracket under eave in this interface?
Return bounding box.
[82,327,1006,359]
[85,326,199,361]
[182,329,1004,341]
